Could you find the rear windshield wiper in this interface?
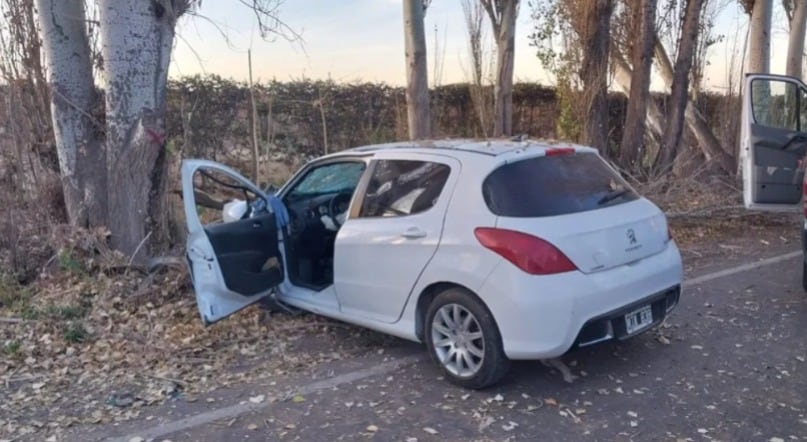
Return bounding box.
[597,188,630,205]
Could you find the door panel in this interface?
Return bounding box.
[205,213,283,295]
[333,154,460,324]
[182,159,284,325]
[742,74,807,210]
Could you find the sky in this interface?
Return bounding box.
[169,0,795,90]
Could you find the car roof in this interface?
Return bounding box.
[325,138,597,161]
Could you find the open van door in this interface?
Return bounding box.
[182,160,284,325]
[742,74,807,211]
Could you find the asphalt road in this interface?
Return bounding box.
[78,250,807,442]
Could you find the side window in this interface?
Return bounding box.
[359,160,450,218]
[751,79,800,130]
[192,167,259,225]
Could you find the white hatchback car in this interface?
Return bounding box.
[182,139,683,389]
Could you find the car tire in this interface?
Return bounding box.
[424,288,510,389]
[802,260,807,292]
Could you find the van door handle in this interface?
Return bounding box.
[401,227,427,239]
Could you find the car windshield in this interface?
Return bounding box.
[286,162,366,201]
[482,152,638,217]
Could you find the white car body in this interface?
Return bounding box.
[183,139,683,387]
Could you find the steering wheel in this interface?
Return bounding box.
[328,192,353,227]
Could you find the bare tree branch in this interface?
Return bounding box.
[235,0,302,43]
[479,0,502,36]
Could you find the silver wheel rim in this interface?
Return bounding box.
[431,303,485,378]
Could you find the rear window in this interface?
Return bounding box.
[482,153,638,217]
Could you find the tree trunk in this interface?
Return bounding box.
[99,0,178,260]
[655,0,703,174]
[786,0,807,78]
[619,0,658,169]
[579,0,615,152]
[403,0,431,140]
[248,49,260,183]
[613,53,664,142]
[492,0,517,137]
[462,0,492,136]
[747,0,772,74]
[36,0,106,227]
[654,41,735,174]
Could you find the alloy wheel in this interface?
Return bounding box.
[430,303,485,377]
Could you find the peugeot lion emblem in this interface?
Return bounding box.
[626,228,637,245]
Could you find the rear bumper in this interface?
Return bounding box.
[478,242,683,360]
[574,285,679,347]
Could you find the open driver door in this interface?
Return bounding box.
[742,74,807,211]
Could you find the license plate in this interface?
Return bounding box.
[625,305,653,334]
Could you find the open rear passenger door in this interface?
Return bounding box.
[742,74,807,211]
[182,160,284,325]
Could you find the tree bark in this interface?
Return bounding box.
[403,0,431,140]
[482,0,519,137]
[654,41,735,173]
[786,0,807,78]
[619,0,658,169]
[655,0,704,174]
[36,0,106,227]
[99,0,178,260]
[612,53,664,142]
[578,0,615,152]
[747,0,772,74]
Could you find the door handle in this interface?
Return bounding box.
[252,220,262,228]
[401,227,427,239]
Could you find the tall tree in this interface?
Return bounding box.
[579,0,615,152]
[654,42,735,173]
[36,0,292,261]
[36,0,106,227]
[530,0,614,150]
[481,0,520,137]
[743,0,772,73]
[462,0,493,136]
[784,0,807,78]
[619,0,658,169]
[403,0,431,140]
[655,0,705,174]
[99,0,187,257]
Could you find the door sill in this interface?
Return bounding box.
[279,283,339,313]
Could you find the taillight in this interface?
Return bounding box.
[474,227,577,275]
[545,147,575,156]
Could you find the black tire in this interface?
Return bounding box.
[424,288,510,389]
[802,260,807,292]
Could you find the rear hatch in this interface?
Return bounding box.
[482,151,669,274]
